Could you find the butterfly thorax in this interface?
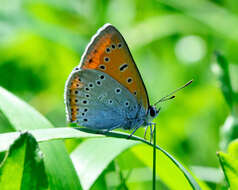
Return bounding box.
[121,104,147,130]
[122,105,159,130]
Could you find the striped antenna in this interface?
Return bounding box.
[154,80,193,106]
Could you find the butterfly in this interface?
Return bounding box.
[64,23,192,139]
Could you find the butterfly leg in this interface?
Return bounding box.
[149,123,157,143]
[150,124,153,143]
[103,124,121,134]
[144,126,149,139]
[127,126,140,139]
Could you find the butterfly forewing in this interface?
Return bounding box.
[79,24,149,110]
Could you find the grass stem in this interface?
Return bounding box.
[153,126,156,190]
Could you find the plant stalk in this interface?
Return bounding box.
[153,126,156,190]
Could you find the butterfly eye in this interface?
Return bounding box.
[149,106,156,117]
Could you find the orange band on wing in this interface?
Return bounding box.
[68,76,84,122]
[83,34,112,69]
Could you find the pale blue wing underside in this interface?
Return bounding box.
[65,68,146,130]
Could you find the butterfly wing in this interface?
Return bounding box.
[78,24,149,110]
[65,69,146,130]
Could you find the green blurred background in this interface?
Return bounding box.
[0,0,238,189]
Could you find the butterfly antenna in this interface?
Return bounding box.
[154,80,193,106]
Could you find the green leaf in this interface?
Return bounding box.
[132,144,207,190]
[220,115,238,150]
[215,52,234,109]
[159,0,238,43]
[126,14,207,49]
[71,129,202,190]
[217,139,238,189]
[1,127,203,190]
[0,128,100,152]
[217,151,238,189]
[0,87,82,190]
[71,137,139,190]
[0,132,48,190]
[214,53,238,149]
[228,139,238,158]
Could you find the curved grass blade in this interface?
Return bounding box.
[215,52,234,109]
[73,128,202,190]
[1,127,202,190]
[0,87,82,190]
[0,128,100,152]
[71,137,139,190]
[218,139,238,189]
[0,132,48,190]
[217,152,238,189]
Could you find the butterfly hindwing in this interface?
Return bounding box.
[65,68,146,130]
[79,24,149,110]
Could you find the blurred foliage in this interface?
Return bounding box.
[0,0,238,189]
[218,139,238,189]
[215,53,238,150]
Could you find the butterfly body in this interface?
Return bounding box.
[65,24,159,135]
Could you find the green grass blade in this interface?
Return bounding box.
[1,127,202,190]
[153,126,156,190]
[0,128,100,152]
[0,87,82,190]
[0,132,48,190]
[217,151,238,189]
[215,52,234,109]
[77,128,202,190]
[159,0,238,42]
[217,139,238,189]
[71,138,139,190]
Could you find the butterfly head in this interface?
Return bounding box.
[146,105,160,123]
